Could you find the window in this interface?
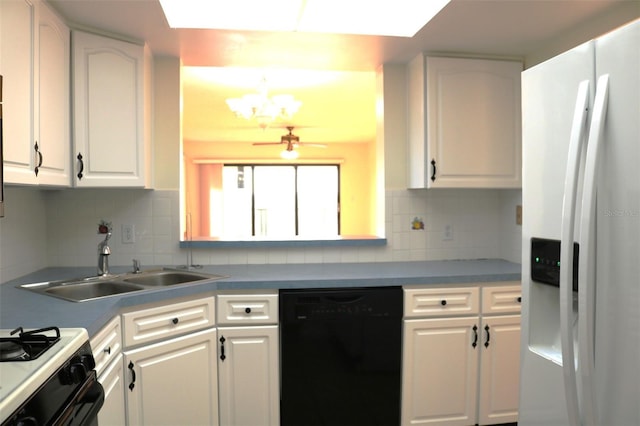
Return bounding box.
[219,164,339,238]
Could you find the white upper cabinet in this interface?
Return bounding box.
[36,1,70,185]
[408,55,522,188]
[1,0,37,185]
[1,0,70,186]
[72,30,152,187]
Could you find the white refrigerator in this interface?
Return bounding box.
[519,19,639,426]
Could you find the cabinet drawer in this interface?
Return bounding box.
[482,284,522,314]
[217,293,278,325]
[90,317,122,377]
[122,297,215,348]
[404,287,479,318]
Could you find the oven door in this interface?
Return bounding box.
[52,371,104,426]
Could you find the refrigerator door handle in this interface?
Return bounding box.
[560,79,590,426]
[579,73,610,426]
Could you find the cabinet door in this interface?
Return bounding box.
[217,326,279,426]
[402,317,479,426]
[478,315,521,425]
[72,30,148,187]
[1,0,38,184]
[97,354,126,426]
[426,57,521,188]
[90,316,122,377]
[408,55,522,189]
[124,328,219,426]
[36,1,70,186]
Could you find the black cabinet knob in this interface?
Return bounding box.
[517,297,522,303]
[441,300,447,306]
[245,307,252,314]
[172,318,179,325]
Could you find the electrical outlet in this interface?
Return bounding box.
[122,224,135,244]
[443,224,453,241]
[516,205,523,225]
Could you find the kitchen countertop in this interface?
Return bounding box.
[0,259,520,337]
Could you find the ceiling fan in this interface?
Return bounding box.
[253,126,327,153]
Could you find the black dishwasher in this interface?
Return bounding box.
[280,286,403,426]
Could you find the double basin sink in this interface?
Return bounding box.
[19,269,226,302]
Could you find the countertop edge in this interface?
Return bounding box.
[0,260,521,337]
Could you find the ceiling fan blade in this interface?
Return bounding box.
[252,142,285,146]
[299,143,327,148]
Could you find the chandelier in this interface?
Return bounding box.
[226,78,302,129]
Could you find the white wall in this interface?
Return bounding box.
[524,4,639,68]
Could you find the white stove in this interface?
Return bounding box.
[0,327,104,425]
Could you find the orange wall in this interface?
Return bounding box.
[183,140,375,237]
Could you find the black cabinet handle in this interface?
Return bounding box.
[472,325,478,348]
[172,317,179,325]
[219,336,226,361]
[128,361,136,391]
[484,325,491,348]
[440,299,447,306]
[430,159,436,182]
[517,296,522,303]
[76,153,84,179]
[103,346,111,355]
[245,307,251,314]
[34,142,43,176]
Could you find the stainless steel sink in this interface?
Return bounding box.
[44,281,146,302]
[123,270,217,287]
[18,269,226,302]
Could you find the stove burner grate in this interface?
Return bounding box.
[0,326,61,362]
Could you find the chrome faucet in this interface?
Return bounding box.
[132,258,141,274]
[98,232,112,276]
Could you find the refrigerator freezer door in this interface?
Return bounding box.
[519,40,594,426]
[520,19,640,426]
[589,20,640,426]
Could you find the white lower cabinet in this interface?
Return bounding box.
[217,326,279,426]
[123,328,219,426]
[477,314,521,425]
[403,316,479,425]
[97,353,126,426]
[216,291,279,426]
[120,295,218,425]
[402,283,521,426]
[91,317,125,426]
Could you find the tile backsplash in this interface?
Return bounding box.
[0,187,49,283]
[0,187,522,283]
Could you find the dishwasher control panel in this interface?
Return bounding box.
[280,287,403,321]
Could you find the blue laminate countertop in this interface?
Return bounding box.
[0,259,520,337]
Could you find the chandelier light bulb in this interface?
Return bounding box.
[226,78,302,129]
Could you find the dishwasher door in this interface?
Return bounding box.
[280,287,403,426]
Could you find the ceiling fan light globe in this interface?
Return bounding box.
[281,149,299,160]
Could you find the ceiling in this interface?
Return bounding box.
[49,0,638,146]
